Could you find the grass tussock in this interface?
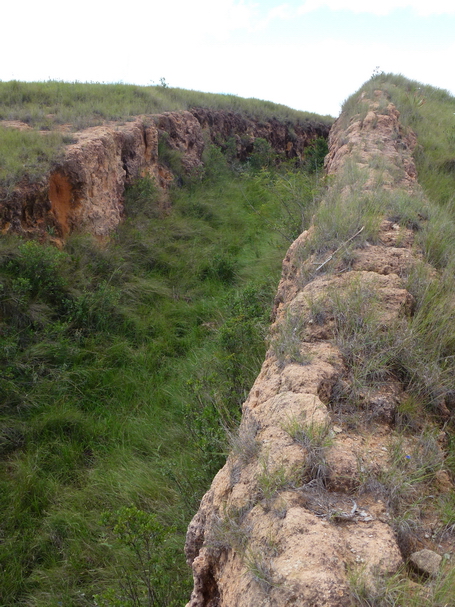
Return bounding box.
[349,564,455,607]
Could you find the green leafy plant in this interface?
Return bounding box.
[248,137,276,171]
[96,507,177,607]
[304,136,329,174]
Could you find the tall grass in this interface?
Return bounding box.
[0,126,74,190]
[0,80,333,129]
[0,147,319,605]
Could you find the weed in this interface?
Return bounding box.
[271,309,312,367]
[394,394,424,432]
[207,507,251,555]
[245,550,280,591]
[348,566,410,607]
[123,176,161,219]
[257,461,290,502]
[358,432,444,553]
[305,137,329,174]
[96,506,179,607]
[349,564,455,607]
[248,138,276,171]
[228,417,261,465]
[283,418,332,484]
[438,493,455,536]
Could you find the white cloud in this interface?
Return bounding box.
[256,4,295,29]
[298,0,455,16]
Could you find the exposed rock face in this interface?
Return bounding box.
[325,91,417,190]
[191,109,329,162]
[184,92,451,605]
[0,111,329,239]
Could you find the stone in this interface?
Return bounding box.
[435,469,453,493]
[409,549,442,577]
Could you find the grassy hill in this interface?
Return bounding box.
[0,80,333,128]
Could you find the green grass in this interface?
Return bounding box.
[0,79,333,195]
[0,80,333,130]
[349,564,455,607]
[0,147,319,605]
[0,126,75,190]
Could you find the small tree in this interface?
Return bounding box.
[96,507,176,607]
[305,137,328,174]
[249,138,276,171]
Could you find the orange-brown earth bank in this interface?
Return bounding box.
[184,91,454,606]
[0,111,328,239]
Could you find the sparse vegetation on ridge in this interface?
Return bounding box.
[342,72,455,207]
[302,74,455,603]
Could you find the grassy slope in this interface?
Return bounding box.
[0,80,333,128]
[0,80,333,191]
[0,137,320,605]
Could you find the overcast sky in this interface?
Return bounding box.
[2,0,454,117]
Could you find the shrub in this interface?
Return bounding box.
[96,506,179,607]
[305,137,328,174]
[249,138,276,171]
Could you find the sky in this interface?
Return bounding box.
[2,0,455,117]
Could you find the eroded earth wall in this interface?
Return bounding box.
[184,91,454,606]
[0,111,329,239]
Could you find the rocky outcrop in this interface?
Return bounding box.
[184,91,453,605]
[190,109,328,162]
[0,111,330,239]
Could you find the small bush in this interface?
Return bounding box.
[97,506,179,607]
[248,138,276,171]
[228,417,261,465]
[305,137,328,174]
[283,418,332,484]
